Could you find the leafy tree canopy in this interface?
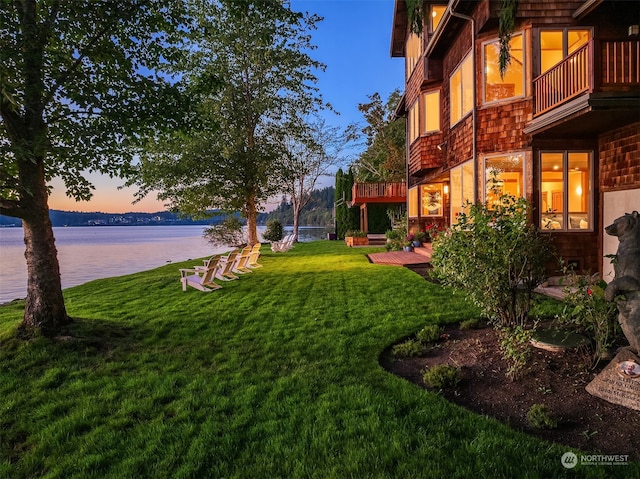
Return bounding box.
[131,0,328,245]
[0,0,189,332]
[349,90,406,183]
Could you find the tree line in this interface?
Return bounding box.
[263,187,335,227]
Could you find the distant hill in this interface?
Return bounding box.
[0,210,226,228]
[262,187,334,226]
[0,187,336,228]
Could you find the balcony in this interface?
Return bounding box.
[351,182,406,206]
[527,39,640,137]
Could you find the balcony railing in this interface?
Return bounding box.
[351,182,406,205]
[533,39,640,116]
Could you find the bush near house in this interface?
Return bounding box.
[431,189,553,329]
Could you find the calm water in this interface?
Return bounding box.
[0,225,332,303]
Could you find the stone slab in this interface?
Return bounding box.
[586,348,640,411]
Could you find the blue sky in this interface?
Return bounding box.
[48,0,404,213]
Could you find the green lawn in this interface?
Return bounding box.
[0,241,634,478]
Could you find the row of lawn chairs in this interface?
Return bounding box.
[180,243,263,292]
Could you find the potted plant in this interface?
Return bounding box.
[403,235,415,252]
[413,231,427,247]
[345,230,368,247]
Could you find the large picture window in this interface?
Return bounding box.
[484,153,525,207]
[483,33,525,103]
[422,90,440,133]
[421,184,444,216]
[450,54,473,126]
[450,160,475,224]
[540,152,592,231]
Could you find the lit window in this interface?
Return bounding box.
[422,90,440,133]
[540,29,590,73]
[406,32,422,78]
[430,5,446,32]
[484,154,525,207]
[409,100,419,143]
[408,187,419,217]
[483,33,525,103]
[540,152,592,231]
[421,183,444,216]
[450,54,473,126]
[450,160,475,223]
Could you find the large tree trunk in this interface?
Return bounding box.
[245,194,259,246]
[19,161,70,335]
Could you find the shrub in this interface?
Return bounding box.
[422,365,461,389]
[413,231,427,243]
[431,182,553,328]
[416,325,443,343]
[262,220,283,242]
[392,339,426,358]
[557,271,620,368]
[527,404,558,429]
[498,325,535,380]
[203,216,245,247]
[345,230,367,237]
[385,229,402,241]
[459,318,481,331]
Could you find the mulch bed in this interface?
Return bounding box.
[380,324,640,460]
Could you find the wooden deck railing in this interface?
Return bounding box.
[601,40,640,85]
[533,41,592,116]
[352,182,406,203]
[533,39,640,116]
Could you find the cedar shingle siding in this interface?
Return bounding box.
[392,0,640,275]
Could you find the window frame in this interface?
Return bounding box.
[481,32,526,105]
[430,4,446,33]
[449,53,473,127]
[539,150,594,232]
[408,186,419,218]
[408,99,420,144]
[482,152,526,204]
[538,28,592,75]
[422,90,440,134]
[449,159,475,224]
[406,32,423,79]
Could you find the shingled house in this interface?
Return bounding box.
[390,0,639,277]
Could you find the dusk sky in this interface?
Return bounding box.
[48,0,404,214]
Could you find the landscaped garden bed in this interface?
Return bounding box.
[381,322,639,461]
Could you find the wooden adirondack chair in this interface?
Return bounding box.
[232,245,253,274]
[180,258,221,292]
[215,251,240,281]
[246,243,262,268]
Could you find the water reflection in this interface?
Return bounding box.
[0,225,333,303]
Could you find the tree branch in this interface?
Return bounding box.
[43,0,150,107]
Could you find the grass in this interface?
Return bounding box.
[0,241,634,478]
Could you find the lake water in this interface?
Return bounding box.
[0,225,332,303]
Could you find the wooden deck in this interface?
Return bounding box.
[368,244,432,266]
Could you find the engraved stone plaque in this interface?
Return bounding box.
[586,348,640,411]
